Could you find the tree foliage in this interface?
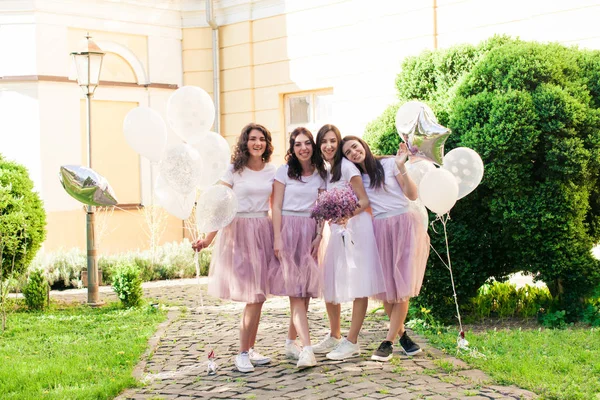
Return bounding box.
[365,36,600,320]
[0,154,46,280]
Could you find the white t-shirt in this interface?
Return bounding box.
[327,158,361,190]
[220,163,276,213]
[275,165,326,212]
[362,157,409,216]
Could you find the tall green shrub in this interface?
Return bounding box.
[0,154,46,279]
[22,269,48,311]
[365,37,600,320]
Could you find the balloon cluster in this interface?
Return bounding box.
[396,101,484,217]
[123,86,238,232]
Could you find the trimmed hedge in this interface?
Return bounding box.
[365,36,600,321]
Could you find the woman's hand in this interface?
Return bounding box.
[395,143,410,169]
[310,234,322,260]
[192,238,208,252]
[274,237,283,260]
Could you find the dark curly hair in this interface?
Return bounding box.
[341,135,385,189]
[232,123,274,173]
[285,127,327,181]
[316,124,344,183]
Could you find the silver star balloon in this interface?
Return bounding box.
[59,165,118,206]
[402,108,452,165]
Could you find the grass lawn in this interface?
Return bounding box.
[0,302,166,400]
[419,326,600,400]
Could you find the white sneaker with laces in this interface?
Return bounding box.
[248,348,271,365]
[285,341,302,360]
[235,352,254,373]
[325,338,361,360]
[312,334,341,354]
[296,348,317,369]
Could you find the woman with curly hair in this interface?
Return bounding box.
[193,123,277,373]
[269,127,327,368]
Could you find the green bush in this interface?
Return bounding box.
[111,262,143,308]
[22,269,48,311]
[469,281,552,319]
[0,154,46,280]
[365,36,600,321]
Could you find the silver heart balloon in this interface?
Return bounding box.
[59,165,118,206]
[402,108,452,165]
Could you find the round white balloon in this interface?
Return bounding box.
[167,86,215,142]
[188,132,231,189]
[442,147,484,199]
[196,185,238,233]
[159,144,203,195]
[395,101,438,135]
[419,168,459,215]
[154,174,196,220]
[123,107,167,162]
[406,159,436,187]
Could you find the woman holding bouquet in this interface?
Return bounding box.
[341,136,429,362]
[192,123,276,373]
[311,124,386,360]
[270,127,327,368]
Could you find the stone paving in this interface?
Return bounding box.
[52,281,537,400]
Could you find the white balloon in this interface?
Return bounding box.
[196,186,238,233]
[395,101,437,135]
[419,168,459,215]
[154,175,196,220]
[406,159,436,187]
[187,132,231,189]
[159,144,203,195]
[123,107,167,162]
[442,147,484,200]
[408,199,429,230]
[167,86,215,142]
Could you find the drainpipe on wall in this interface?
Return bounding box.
[206,0,221,133]
[433,0,438,50]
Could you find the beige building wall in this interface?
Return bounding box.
[182,0,600,166]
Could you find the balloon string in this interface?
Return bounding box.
[437,213,464,337]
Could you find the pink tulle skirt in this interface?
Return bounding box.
[208,216,274,303]
[372,209,430,303]
[269,215,322,298]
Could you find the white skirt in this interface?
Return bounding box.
[322,211,386,304]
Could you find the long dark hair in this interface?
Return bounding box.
[231,123,274,173]
[285,127,327,181]
[341,135,385,189]
[316,124,344,182]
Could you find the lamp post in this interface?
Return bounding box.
[70,33,105,306]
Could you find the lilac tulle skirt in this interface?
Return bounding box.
[208,214,274,303]
[372,209,430,303]
[269,215,322,298]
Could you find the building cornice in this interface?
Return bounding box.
[0,75,178,89]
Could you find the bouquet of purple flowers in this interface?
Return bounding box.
[311,183,359,226]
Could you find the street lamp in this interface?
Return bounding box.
[71,33,105,306]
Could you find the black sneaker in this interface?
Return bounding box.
[399,332,422,356]
[371,340,394,361]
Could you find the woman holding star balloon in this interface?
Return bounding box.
[341,135,430,362]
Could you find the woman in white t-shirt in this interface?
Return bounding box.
[341,135,430,362]
[192,123,277,373]
[269,127,327,369]
[311,124,386,361]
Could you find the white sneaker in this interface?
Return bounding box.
[285,341,302,360]
[248,348,271,365]
[235,352,254,373]
[296,348,317,369]
[326,338,361,360]
[312,334,341,354]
